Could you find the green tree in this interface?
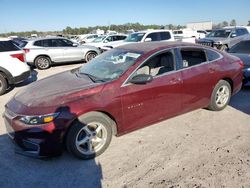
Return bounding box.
[230,19,237,26]
[222,21,229,27]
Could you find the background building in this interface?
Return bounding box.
[187,21,213,30]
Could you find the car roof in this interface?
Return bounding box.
[133,29,172,34]
[27,37,67,42]
[116,41,202,53]
[0,38,11,41]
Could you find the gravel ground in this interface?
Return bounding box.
[0,63,249,188]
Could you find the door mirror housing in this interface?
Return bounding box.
[144,38,152,42]
[129,74,153,84]
[231,33,237,38]
[72,43,78,47]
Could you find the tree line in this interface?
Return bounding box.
[1,20,249,37]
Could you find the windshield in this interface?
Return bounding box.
[207,29,232,38]
[92,36,106,43]
[124,33,145,42]
[79,48,143,82]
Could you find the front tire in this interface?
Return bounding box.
[85,51,97,62]
[66,112,113,160]
[34,56,51,70]
[208,80,231,111]
[0,73,8,95]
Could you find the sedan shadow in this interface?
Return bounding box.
[229,84,250,115]
[0,134,103,188]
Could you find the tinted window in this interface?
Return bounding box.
[180,49,207,68]
[51,39,72,47]
[146,33,159,41]
[229,41,250,54]
[34,40,42,46]
[137,51,175,77]
[0,40,20,52]
[34,40,51,47]
[160,32,171,40]
[206,49,221,61]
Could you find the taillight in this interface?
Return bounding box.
[23,48,30,53]
[10,53,25,62]
[237,60,244,69]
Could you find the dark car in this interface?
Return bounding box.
[228,40,250,85]
[196,27,249,51]
[3,42,243,159]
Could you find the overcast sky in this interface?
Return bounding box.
[1,0,249,33]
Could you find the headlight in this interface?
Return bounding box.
[19,113,60,125]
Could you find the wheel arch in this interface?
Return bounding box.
[221,77,233,93]
[64,110,118,141]
[34,54,52,63]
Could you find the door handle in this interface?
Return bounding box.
[209,67,216,73]
[170,77,181,84]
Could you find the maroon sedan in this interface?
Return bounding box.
[3,42,243,159]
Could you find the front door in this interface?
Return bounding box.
[120,50,182,133]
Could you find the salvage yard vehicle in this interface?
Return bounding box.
[228,39,250,85]
[3,42,243,159]
[101,29,175,51]
[196,27,249,51]
[0,38,30,95]
[21,37,101,70]
[85,34,127,48]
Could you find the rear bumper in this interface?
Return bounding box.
[9,70,31,85]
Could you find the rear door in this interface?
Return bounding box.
[177,47,217,112]
[52,39,83,62]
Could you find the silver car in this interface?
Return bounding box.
[21,37,100,69]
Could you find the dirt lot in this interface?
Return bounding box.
[0,63,250,188]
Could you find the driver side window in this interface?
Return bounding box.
[135,51,175,77]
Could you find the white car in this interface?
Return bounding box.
[100,30,175,51]
[79,34,99,44]
[86,34,127,48]
[21,37,101,69]
[0,38,30,95]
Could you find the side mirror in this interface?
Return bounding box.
[104,40,109,43]
[231,34,237,38]
[144,38,152,42]
[72,43,78,47]
[129,74,153,85]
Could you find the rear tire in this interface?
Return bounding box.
[208,80,231,111]
[34,56,51,70]
[66,112,113,160]
[0,73,8,95]
[85,51,97,62]
[220,45,228,51]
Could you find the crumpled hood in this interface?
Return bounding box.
[197,37,227,43]
[14,69,103,107]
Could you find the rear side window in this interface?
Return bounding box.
[146,33,159,41]
[206,49,221,61]
[180,49,207,68]
[0,41,20,52]
[229,41,250,54]
[159,32,171,40]
[34,40,51,47]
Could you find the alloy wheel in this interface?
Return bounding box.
[215,85,230,108]
[75,122,108,155]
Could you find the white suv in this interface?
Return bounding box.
[101,30,174,51]
[21,37,101,69]
[0,38,30,95]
